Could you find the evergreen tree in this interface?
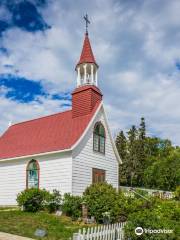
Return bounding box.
[126,125,138,186]
[116,117,178,190]
[139,117,146,140]
[136,117,147,186]
[116,131,127,161]
[116,131,127,185]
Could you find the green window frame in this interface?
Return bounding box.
[93,122,106,154]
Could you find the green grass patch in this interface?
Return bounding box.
[0,207,18,210]
[0,211,84,240]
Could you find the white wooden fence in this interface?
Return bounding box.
[73,222,126,240]
[120,186,174,199]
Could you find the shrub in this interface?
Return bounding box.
[83,182,117,223]
[124,199,180,240]
[174,186,180,201]
[112,191,153,222]
[45,190,62,213]
[134,188,149,198]
[17,188,50,212]
[62,193,82,220]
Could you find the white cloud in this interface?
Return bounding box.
[1,27,76,92]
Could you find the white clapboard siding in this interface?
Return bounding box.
[0,152,72,206]
[39,152,72,194]
[72,107,119,195]
[73,222,126,240]
[0,159,27,205]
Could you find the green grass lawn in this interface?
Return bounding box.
[0,207,18,210]
[0,210,84,240]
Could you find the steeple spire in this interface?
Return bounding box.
[75,15,99,88]
[76,33,97,66]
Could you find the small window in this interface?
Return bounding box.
[92,168,106,183]
[26,160,39,189]
[93,122,105,154]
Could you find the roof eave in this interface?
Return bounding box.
[0,148,72,162]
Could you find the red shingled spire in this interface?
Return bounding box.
[76,33,98,68]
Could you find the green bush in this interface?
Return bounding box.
[174,186,180,201]
[134,188,149,198]
[83,182,117,223]
[16,188,50,212]
[124,199,180,240]
[112,191,152,222]
[45,190,62,213]
[62,193,82,220]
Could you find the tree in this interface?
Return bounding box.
[116,117,179,191]
[126,125,138,186]
[116,131,127,161]
[116,131,128,185]
[136,117,146,186]
[143,148,180,191]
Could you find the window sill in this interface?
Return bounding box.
[93,149,105,155]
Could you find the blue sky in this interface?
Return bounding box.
[0,0,180,144]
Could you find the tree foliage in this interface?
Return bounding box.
[125,199,180,239]
[116,118,180,190]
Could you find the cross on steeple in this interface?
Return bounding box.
[84,14,90,34]
[76,15,99,88]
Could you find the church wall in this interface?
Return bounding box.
[72,106,119,195]
[39,152,72,194]
[0,159,27,206]
[0,152,72,206]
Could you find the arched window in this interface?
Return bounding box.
[26,160,39,189]
[93,122,106,154]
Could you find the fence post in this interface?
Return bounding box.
[73,233,80,240]
[114,228,118,240]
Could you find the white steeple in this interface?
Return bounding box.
[75,15,99,88]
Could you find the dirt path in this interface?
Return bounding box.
[0,232,34,240]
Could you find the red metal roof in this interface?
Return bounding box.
[0,101,101,160]
[76,33,98,67]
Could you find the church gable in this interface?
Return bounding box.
[72,104,121,164]
[72,105,120,195]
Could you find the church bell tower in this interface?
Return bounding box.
[72,15,103,118]
[75,32,99,87]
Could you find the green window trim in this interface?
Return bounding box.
[93,122,106,154]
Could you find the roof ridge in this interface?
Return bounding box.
[11,109,72,127]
